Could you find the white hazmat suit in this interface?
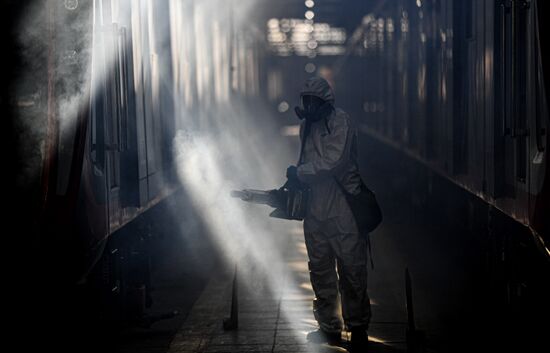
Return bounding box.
[296,77,371,334]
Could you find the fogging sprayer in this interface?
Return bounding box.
[232,117,314,221]
[231,181,310,221]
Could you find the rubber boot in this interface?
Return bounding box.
[306,329,341,345]
[350,327,369,352]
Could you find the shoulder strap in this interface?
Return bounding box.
[297,121,312,166]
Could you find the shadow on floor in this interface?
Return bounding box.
[313,340,405,353]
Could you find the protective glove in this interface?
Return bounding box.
[286,165,298,182]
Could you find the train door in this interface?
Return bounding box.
[408,2,428,156]
[132,0,170,204]
[424,0,439,161]
[528,0,548,226]
[423,0,454,170]
[169,0,200,132]
[152,0,176,185]
[451,0,469,176]
[129,0,162,206]
[92,1,124,227]
[493,0,531,214]
[394,2,411,146]
[465,0,485,191]
[106,22,123,229]
[91,1,143,231]
[116,4,141,208]
[91,1,122,230]
[439,0,454,172]
[144,0,164,200]
[532,0,549,243]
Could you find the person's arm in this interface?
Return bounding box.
[297,115,352,183]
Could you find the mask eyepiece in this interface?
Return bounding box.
[301,95,325,114]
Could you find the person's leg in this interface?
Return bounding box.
[330,232,371,332]
[304,229,342,334]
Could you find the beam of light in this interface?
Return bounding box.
[169,1,327,347]
[14,0,135,193]
[14,1,91,189]
[15,0,344,348]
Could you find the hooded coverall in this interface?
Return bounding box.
[296,77,371,333]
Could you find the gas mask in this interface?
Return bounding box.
[295,95,333,122]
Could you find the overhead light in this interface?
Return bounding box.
[305,63,316,73]
[266,18,347,57]
[305,0,315,8]
[305,11,315,20]
[267,18,279,28]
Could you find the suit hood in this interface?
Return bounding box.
[300,77,335,104]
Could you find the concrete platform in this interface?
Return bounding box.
[167,223,408,353]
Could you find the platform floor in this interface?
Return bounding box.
[167,223,408,353]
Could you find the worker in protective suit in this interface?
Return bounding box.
[286,77,371,351]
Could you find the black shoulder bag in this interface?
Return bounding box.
[334,179,382,235]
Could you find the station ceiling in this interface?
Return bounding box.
[256,0,380,33]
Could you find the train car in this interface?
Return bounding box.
[335,0,549,328]
[9,0,266,324]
